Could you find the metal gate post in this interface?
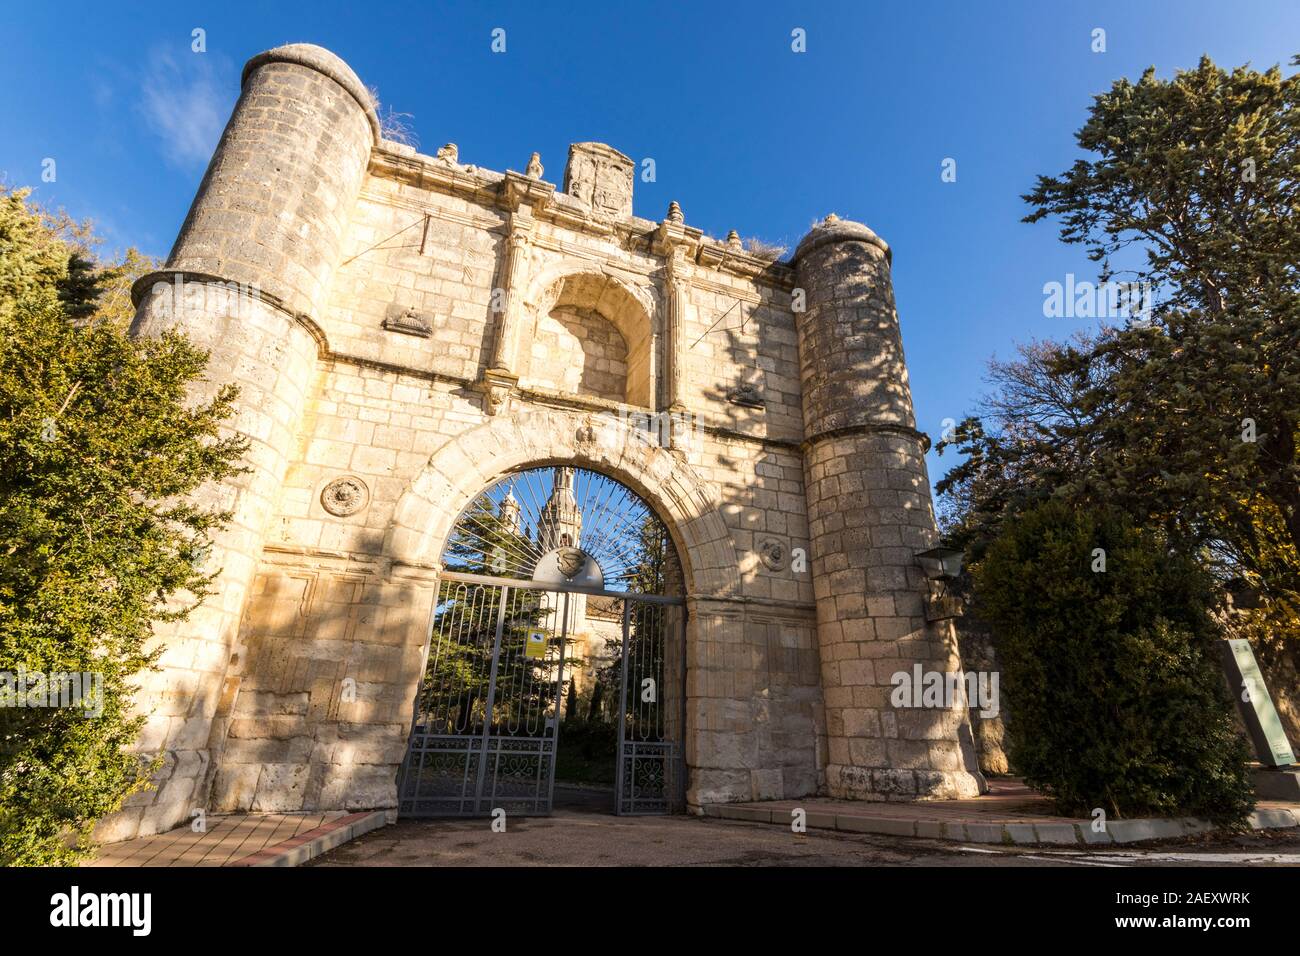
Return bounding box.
[473,584,510,813]
[543,590,571,812]
[678,603,688,812]
[614,597,632,815]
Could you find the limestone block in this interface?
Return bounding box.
[250,763,310,812]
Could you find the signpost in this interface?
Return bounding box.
[525,629,549,660]
[1219,638,1296,767]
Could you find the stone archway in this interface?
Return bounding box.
[385,407,740,816]
[386,406,739,598]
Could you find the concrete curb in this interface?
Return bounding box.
[703,803,1300,847]
[230,809,395,867]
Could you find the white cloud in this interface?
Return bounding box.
[138,48,234,170]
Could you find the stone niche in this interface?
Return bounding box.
[563,142,635,218]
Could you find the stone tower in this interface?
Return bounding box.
[536,467,583,551]
[498,485,522,535]
[793,215,985,800]
[115,45,378,838]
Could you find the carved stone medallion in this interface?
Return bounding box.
[321,476,370,517]
[758,537,788,571]
[556,547,587,579]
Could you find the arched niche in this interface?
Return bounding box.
[520,266,655,408]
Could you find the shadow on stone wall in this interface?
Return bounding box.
[955,620,1010,776]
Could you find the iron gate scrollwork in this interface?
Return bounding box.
[399,573,686,817]
[615,599,686,814]
[398,577,571,817]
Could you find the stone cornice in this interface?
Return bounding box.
[130,269,332,355]
[802,421,933,455]
[500,170,555,213]
[131,269,807,454]
[686,593,817,615]
[368,142,796,291]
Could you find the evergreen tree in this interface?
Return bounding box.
[0,186,243,865]
[976,501,1253,823]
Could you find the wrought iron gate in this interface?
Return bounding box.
[616,599,686,814]
[398,572,685,818]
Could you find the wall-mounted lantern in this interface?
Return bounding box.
[916,546,965,622]
[916,546,965,582]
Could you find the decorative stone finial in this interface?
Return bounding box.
[726,230,743,249]
[526,152,543,179]
[435,142,459,164]
[666,201,684,224]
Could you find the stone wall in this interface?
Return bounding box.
[528,305,630,402]
[106,44,377,840]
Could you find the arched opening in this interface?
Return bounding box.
[398,465,686,818]
[522,271,653,407]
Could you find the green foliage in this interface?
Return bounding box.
[945,55,1300,571]
[975,500,1253,823]
[442,494,531,578]
[0,186,158,329]
[938,54,1300,756]
[0,186,243,865]
[1023,55,1300,607]
[937,336,1107,560]
[628,513,672,595]
[554,718,618,786]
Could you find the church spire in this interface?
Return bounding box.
[498,483,521,535]
[536,467,582,550]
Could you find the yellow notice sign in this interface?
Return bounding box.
[524,630,549,660]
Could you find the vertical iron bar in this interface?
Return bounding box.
[678,603,688,812]
[615,597,632,815]
[474,584,509,814]
[543,590,570,814]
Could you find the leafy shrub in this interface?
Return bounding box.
[975,499,1253,824]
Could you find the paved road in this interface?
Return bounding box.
[308,790,1300,867]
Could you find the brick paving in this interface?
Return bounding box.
[86,811,348,867]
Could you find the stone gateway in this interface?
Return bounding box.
[103,43,985,841]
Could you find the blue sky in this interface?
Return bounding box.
[3,1,1296,491]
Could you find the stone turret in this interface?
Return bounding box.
[498,486,522,535]
[112,45,378,838]
[793,215,985,801]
